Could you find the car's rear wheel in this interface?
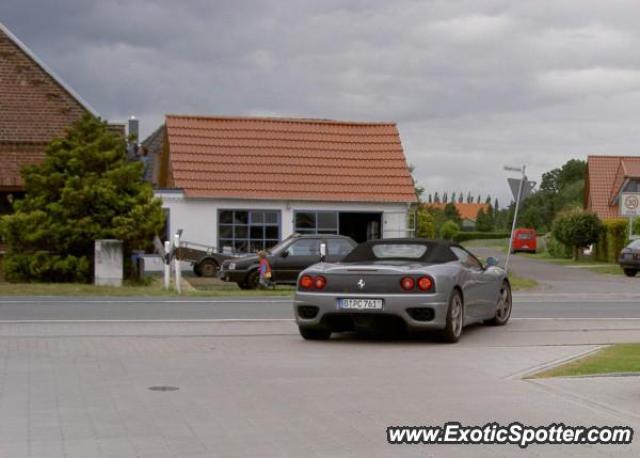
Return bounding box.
[237,281,252,290]
[244,269,260,289]
[624,269,638,277]
[299,327,331,340]
[440,289,463,343]
[487,281,512,326]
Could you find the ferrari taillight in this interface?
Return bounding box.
[417,276,434,291]
[299,275,327,290]
[400,276,415,291]
[313,276,327,290]
[299,275,314,289]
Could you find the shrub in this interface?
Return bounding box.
[439,220,460,241]
[3,252,90,283]
[0,115,164,283]
[552,209,603,260]
[544,234,572,258]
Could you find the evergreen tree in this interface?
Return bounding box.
[428,194,433,204]
[434,192,440,203]
[458,193,464,203]
[476,194,481,203]
[0,115,164,282]
[467,192,473,203]
[443,203,462,227]
[443,192,448,203]
[451,192,456,203]
[485,195,491,204]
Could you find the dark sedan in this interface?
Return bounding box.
[220,234,356,289]
[619,239,640,277]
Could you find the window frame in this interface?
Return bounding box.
[218,209,281,254]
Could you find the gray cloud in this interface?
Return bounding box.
[3,0,640,204]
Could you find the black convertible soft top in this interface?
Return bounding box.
[342,238,459,263]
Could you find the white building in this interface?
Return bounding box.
[152,115,417,254]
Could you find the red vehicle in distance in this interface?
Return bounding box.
[511,228,537,254]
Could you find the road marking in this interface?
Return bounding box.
[511,317,640,320]
[0,299,292,304]
[0,319,296,323]
[0,318,638,324]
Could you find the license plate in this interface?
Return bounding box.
[338,298,384,310]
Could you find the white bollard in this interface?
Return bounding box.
[163,240,171,290]
[174,233,182,294]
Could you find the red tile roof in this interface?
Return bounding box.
[585,155,640,219]
[162,115,417,203]
[425,202,490,221]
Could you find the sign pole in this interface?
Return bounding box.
[174,233,182,294]
[163,240,171,290]
[620,193,640,240]
[505,165,526,273]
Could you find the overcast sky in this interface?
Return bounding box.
[3,0,640,205]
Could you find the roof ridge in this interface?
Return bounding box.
[165,113,396,126]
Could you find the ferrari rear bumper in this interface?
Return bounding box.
[294,291,450,331]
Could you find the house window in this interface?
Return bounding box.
[294,211,339,235]
[218,210,280,254]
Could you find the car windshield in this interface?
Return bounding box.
[628,239,640,250]
[371,244,427,259]
[267,235,297,254]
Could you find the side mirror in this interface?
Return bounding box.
[486,256,499,268]
[320,242,327,262]
[280,250,289,258]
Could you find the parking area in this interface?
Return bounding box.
[0,318,639,457]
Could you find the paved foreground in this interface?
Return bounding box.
[0,319,639,457]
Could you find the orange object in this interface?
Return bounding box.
[512,228,537,253]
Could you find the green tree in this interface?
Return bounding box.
[416,207,436,238]
[439,220,460,241]
[0,115,164,282]
[475,206,494,232]
[552,208,603,260]
[443,203,462,227]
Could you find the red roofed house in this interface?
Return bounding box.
[585,155,640,219]
[0,22,101,214]
[152,114,417,253]
[426,202,490,230]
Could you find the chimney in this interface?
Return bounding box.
[128,116,139,143]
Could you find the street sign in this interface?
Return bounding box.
[620,193,640,217]
[508,178,536,202]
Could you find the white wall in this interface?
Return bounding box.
[156,190,412,248]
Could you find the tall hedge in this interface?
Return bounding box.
[595,218,640,262]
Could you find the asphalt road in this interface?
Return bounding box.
[0,294,639,320]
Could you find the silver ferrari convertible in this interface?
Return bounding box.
[293,239,512,343]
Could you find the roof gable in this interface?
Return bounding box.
[0,22,95,143]
[161,115,417,203]
[585,155,639,219]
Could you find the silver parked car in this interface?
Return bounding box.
[294,239,512,343]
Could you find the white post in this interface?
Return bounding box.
[163,240,171,290]
[505,165,526,273]
[174,233,182,294]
